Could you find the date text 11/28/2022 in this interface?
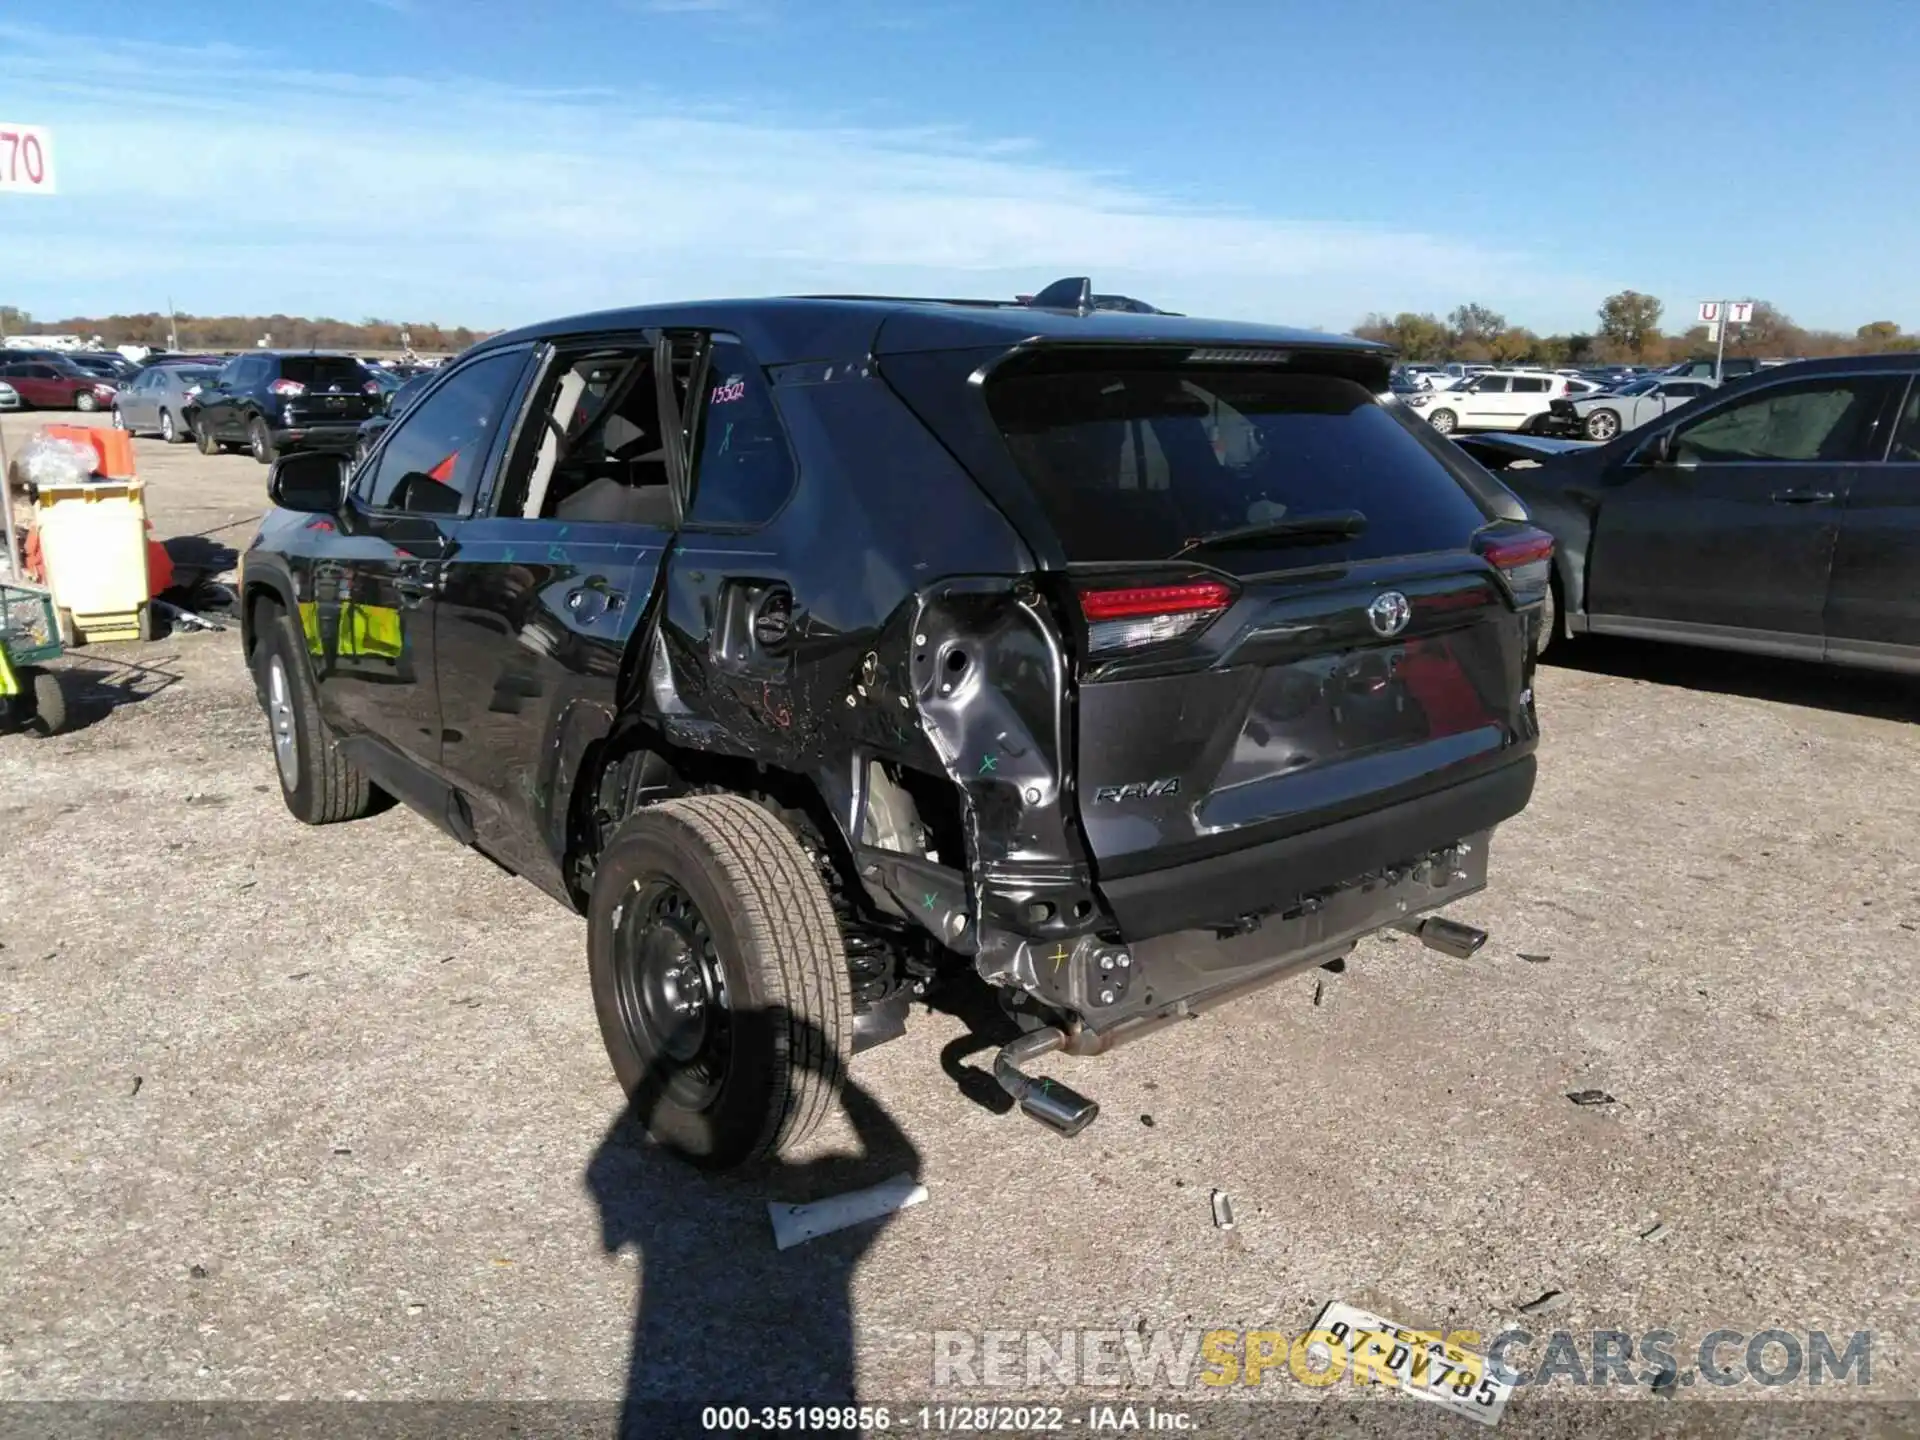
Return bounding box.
[700,1405,1195,1431]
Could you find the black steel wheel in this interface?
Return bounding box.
[588,795,851,1170]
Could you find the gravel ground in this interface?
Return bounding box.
[2,414,1917,1428]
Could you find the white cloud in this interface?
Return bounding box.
[0,23,1603,331]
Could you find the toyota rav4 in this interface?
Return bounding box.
[239,279,1547,1169]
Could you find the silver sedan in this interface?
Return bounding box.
[112,363,223,443]
[0,381,18,411]
[1567,376,1718,441]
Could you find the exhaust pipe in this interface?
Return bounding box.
[1399,915,1488,959]
[993,1027,1100,1137]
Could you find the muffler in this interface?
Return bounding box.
[1398,915,1488,959]
[993,1027,1100,1137]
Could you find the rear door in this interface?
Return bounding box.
[1584,372,1903,651]
[431,334,679,884]
[979,351,1538,881]
[1824,374,1920,669]
[1505,374,1553,427]
[319,347,536,771]
[198,357,249,438]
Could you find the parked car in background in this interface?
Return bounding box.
[0,357,118,411]
[1424,361,1493,391]
[1662,356,1772,382]
[0,382,19,411]
[186,352,383,464]
[66,352,138,384]
[1538,375,1718,441]
[1404,369,1586,434]
[113,361,223,443]
[351,369,434,463]
[1502,355,1919,668]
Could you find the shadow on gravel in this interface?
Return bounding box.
[586,1013,920,1437]
[45,655,182,733]
[1546,636,1917,723]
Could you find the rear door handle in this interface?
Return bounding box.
[1770,490,1836,505]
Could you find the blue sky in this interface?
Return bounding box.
[2,1,1915,335]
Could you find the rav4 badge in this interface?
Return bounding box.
[1094,777,1181,804]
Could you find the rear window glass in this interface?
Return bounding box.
[984,364,1490,563]
[279,356,369,390]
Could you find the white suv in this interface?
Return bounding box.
[1404,369,1591,435]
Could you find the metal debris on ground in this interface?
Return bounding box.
[1517,1288,1571,1316]
[1210,1189,1235,1229]
[129,1076,142,1097]
[1139,1113,1154,1128]
[1566,1089,1617,1106]
[1639,1222,1671,1242]
[1311,978,1325,1006]
[153,599,225,633]
[1517,952,1551,964]
[768,1173,927,1251]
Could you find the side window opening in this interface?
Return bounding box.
[503,346,674,526]
[1672,378,1891,465]
[359,350,528,515]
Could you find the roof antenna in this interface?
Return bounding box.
[1029,277,1094,316]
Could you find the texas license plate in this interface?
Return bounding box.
[1307,1301,1513,1426]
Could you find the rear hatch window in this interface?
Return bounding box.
[984,358,1490,567]
[280,357,371,392]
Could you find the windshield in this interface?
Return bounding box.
[984,361,1489,564]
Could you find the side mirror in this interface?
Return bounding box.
[268,450,349,515]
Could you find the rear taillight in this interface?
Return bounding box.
[362,380,381,395]
[1477,526,1554,605]
[1078,579,1234,656]
[269,378,306,396]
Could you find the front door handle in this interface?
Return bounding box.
[1770,489,1836,506]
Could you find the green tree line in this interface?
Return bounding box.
[1356,292,1920,366]
[0,305,488,355]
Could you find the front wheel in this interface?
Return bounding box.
[1427,408,1458,435]
[588,795,852,1171]
[249,419,277,465]
[254,610,376,824]
[1584,409,1621,441]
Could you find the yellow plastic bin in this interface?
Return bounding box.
[33,477,152,644]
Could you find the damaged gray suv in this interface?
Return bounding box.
[239,278,1547,1169]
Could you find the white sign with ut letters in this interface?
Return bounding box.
[0,123,56,193]
[1697,301,1721,323]
[1728,301,1754,324]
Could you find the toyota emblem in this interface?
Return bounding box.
[1367,591,1411,638]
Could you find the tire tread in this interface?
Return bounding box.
[638,795,849,1162]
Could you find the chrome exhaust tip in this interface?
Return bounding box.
[993,1026,1101,1137]
[1402,915,1488,960]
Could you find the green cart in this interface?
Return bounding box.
[0,581,67,736]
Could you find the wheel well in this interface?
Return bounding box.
[244,584,285,663]
[563,729,858,910]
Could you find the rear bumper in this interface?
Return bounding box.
[1096,753,1536,941]
[274,423,363,453]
